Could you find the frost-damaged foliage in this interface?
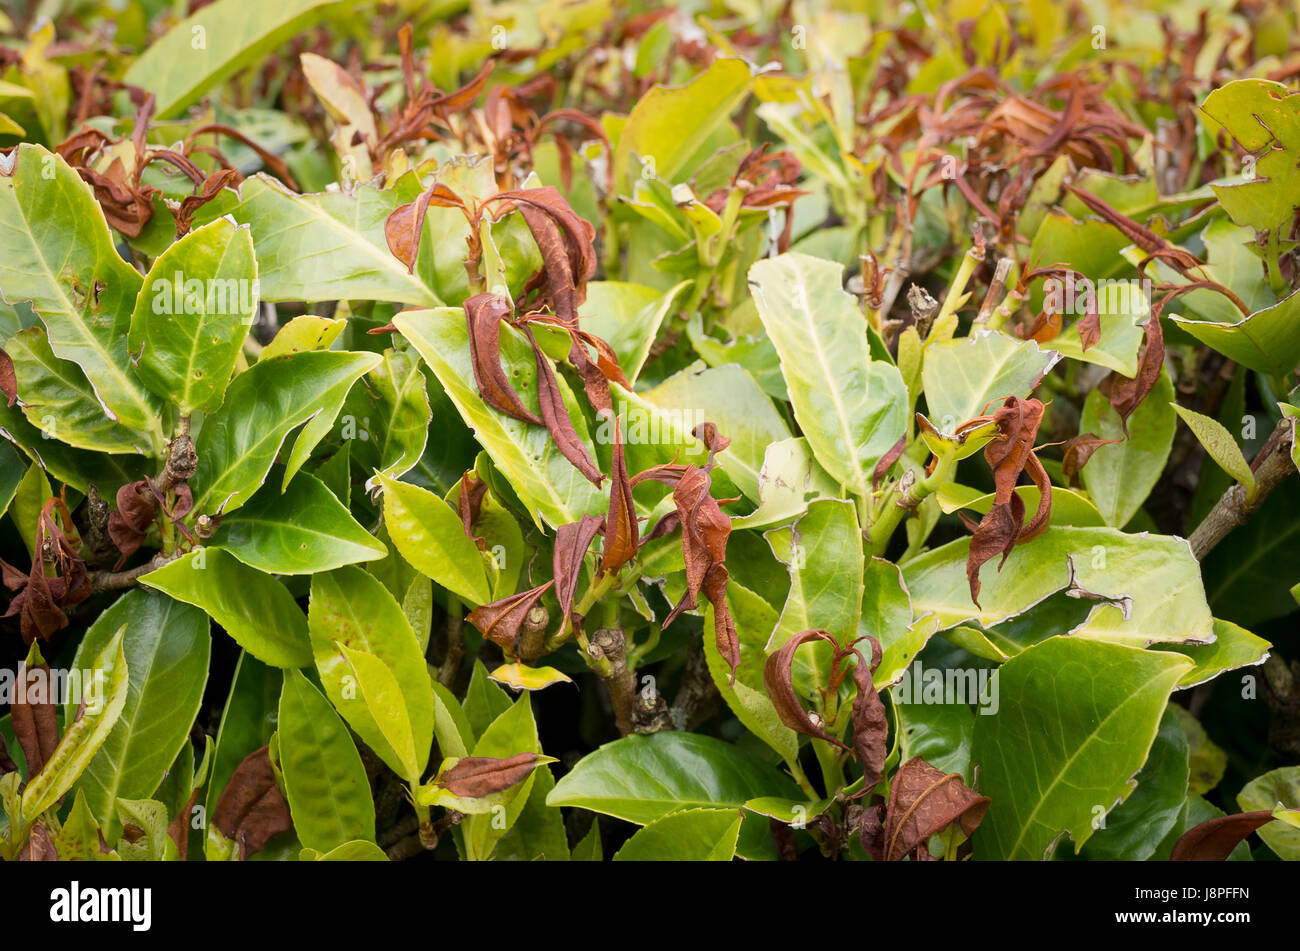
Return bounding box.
[0,0,1297,864]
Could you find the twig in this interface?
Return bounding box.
[88,552,177,593]
[1188,417,1295,560]
[438,602,465,687]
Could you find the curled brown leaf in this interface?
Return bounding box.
[464,292,542,424]
[11,663,59,778]
[552,514,604,639]
[465,580,556,653]
[762,629,848,750]
[1100,313,1164,434]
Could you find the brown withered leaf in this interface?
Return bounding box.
[212,745,292,860]
[1075,307,1101,352]
[464,293,542,424]
[1061,432,1121,486]
[384,182,466,273]
[107,480,156,566]
[1101,314,1164,435]
[850,635,887,793]
[172,167,241,237]
[598,422,638,575]
[967,490,1025,608]
[465,580,555,653]
[858,803,886,861]
[553,514,604,638]
[1064,184,1202,275]
[873,435,907,491]
[438,753,547,799]
[0,732,16,775]
[533,337,603,485]
[986,396,1045,503]
[763,629,849,751]
[0,348,16,406]
[703,563,740,685]
[490,187,596,321]
[770,816,800,860]
[11,663,59,778]
[167,789,198,862]
[1170,810,1275,862]
[18,822,58,861]
[881,757,990,861]
[457,470,489,552]
[965,396,1050,606]
[1,498,92,643]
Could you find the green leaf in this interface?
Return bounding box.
[22,625,129,824]
[640,362,790,502]
[191,349,380,515]
[123,0,352,120]
[0,401,148,495]
[52,790,118,862]
[971,637,1191,859]
[731,437,839,531]
[69,589,210,832]
[4,327,149,453]
[902,527,1214,647]
[1080,705,1189,860]
[861,557,933,688]
[578,281,687,381]
[613,57,753,188]
[492,765,569,861]
[142,549,311,668]
[203,653,281,838]
[393,307,606,528]
[0,144,165,452]
[129,218,257,415]
[703,582,799,764]
[1201,79,1300,233]
[463,660,512,741]
[224,175,437,306]
[613,808,743,861]
[344,347,430,483]
[1172,290,1300,378]
[377,473,491,605]
[1153,618,1271,689]
[278,668,375,851]
[1078,372,1176,527]
[307,566,433,783]
[749,253,906,495]
[766,498,864,675]
[921,331,1057,431]
[337,644,420,782]
[260,314,346,360]
[547,732,803,825]
[301,840,389,861]
[890,687,974,779]
[1237,766,1300,860]
[113,798,172,861]
[213,469,386,574]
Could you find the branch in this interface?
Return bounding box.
[88,551,177,593]
[588,627,672,736]
[1189,417,1296,560]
